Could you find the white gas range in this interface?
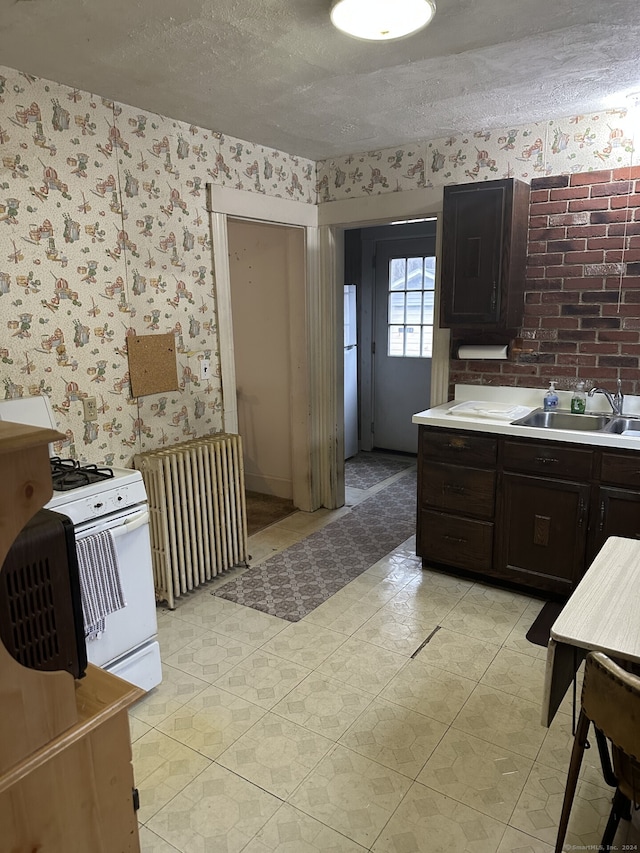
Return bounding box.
[0,395,162,692]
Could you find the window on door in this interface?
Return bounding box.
[387,255,436,357]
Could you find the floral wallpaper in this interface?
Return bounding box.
[1,59,637,467]
[0,64,315,465]
[316,111,637,202]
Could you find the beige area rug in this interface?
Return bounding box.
[245,490,296,536]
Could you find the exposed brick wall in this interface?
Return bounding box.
[449,166,640,398]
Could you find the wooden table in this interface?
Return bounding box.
[542,536,640,727]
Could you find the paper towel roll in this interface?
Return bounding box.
[457,344,509,360]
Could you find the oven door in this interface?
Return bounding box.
[75,504,158,671]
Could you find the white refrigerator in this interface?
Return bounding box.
[344,284,358,459]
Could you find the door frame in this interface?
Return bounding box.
[208,183,450,513]
[318,187,451,452]
[208,185,320,512]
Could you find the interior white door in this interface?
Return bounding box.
[373,234,436,454]
[227,218,305,499]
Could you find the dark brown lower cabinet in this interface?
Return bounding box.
[497,473,589,594]
[588,449,640,561]
[417,424,640,596]
[421,461,495,519]
[590,487,640,559]
[417,427,497,578]
[418,509,493,572]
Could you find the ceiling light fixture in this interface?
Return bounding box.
[330,0,436,41]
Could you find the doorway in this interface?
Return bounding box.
[213,187,446,513]
[227,217,305,500]
[346,220,437,455]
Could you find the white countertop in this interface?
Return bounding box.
[413,384,640,451]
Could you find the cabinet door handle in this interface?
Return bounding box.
[443,483,465,494]
[490,280,498,312]
[578,497,587,527]
[534,456,560,465]
[599,500,606,532]
[444,535,467,544]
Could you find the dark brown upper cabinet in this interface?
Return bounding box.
[440,178,530,330]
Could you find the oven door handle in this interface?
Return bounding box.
[110,510,150,539]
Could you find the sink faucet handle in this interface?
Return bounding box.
[615,378,624,411]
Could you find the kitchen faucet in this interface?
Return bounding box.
[587,379,624,415]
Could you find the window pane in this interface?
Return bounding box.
[424,257,436,286]
[405,291,423,324]
[406,257,423,290]
[385,253,435,359]
[404,326,421,357]
[388,292,405,323]
[421,326,433,357]
[422,291,435,324]
[388,325,405,356]
[389,258,406,291]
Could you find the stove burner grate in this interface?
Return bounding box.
[50,457,115,491]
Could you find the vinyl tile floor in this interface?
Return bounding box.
[131,473,640,853]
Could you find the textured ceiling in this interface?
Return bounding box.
[1,0,639,161]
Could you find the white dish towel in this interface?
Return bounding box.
[446,401,532,421]
[76,530,126,640]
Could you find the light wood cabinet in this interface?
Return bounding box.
[0,420,142,853]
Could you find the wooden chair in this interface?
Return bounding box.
[555,651,640,852]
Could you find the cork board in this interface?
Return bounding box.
[127,333,179,397]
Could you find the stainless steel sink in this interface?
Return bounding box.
[602,417,640,434]
[511,409,612,431]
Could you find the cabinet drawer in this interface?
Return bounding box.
[421,461,495,519]
[421,428,498,467]
[418,510,493,571]
[502,440,592,480]
[600,451,640,488]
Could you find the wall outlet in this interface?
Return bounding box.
[83,396,97,421]
[200,358,211,380]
